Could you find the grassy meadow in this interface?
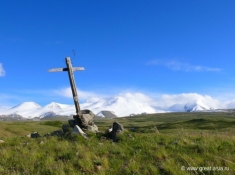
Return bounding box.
[0,112,235,174]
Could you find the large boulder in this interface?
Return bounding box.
[73,109,95,128]
[111,122,124,141]
[71,109,99,133]
[81,109,95,126]
[106,122,124,141]
[87,124,99,133]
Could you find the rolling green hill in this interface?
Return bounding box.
[0,112,235,174]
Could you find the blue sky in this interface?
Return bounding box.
[0,0,235,107]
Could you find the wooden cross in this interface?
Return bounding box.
[48,57,84,116]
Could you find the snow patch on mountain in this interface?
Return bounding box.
[96,111,105,117]
[96,111,118,118]
[184,100,213,112]
[12,102,41,110]
[44,102,69,109]
[82,96,163,116]
[1,102,41,116]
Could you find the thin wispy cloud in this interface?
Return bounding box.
[0,93,27,107]
[0,63,6,76]
[147,59,221,72]
[54,87,107,102]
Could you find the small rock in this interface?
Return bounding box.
[95,165,102,171]
[127,134,133,138]
[105,127,113,135]
[39,141,44,145]
[21,142,29,146]
[27,132,40,138]
[71,125,88,139]
[0,140,4,143]
[100,136,107,140]
[51,130,63,137]
[43,133,51,137]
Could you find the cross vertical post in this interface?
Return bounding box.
[48,57,84,116]
[65,57,81,115]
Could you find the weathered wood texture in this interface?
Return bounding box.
[48,57,84,115]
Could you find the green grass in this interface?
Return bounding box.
[0,112,235,174]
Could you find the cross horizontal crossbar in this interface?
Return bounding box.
[48,67,85,72]
[48,57,84,115]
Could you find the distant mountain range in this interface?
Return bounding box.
[0,95,222,119]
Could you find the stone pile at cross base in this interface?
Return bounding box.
[27,109,125,142]
[66,109,125,141]
[68,109,99,133]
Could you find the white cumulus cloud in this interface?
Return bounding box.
[159,93,222,109]
[54,87,105,102]
[117,92,157,106]
[52,87,235,110]
[0,63,6,76]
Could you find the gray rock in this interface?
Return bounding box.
[111,122,124,141]
[105,127,113,135]
[105,122,124,141]
[87,124,99,133]
[21,142,29,146]
[27,132,40,138]
[73,109,95,128]
[112,122,124,132]
[68,119,76,128]
[62,124,71,133]
[0,140,4,143]
[50,130,63,136]
[71,125,88,139]
[43,133,51,137]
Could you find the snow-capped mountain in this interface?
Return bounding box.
[0,95,218,119]
[44,102,69,109]
[165,100,214,112]
[1,102,42,116]
[184,100,213,112]
[83,96,164,116]
[96,111,117,118]
[11,102,41,111]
